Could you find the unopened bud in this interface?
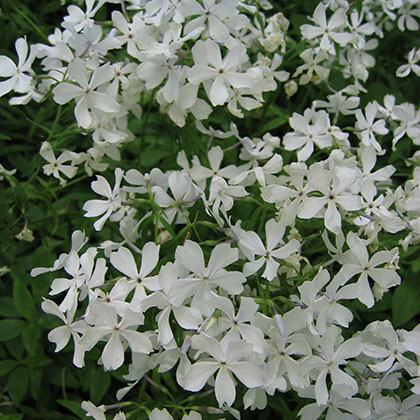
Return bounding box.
[284,80,298,99]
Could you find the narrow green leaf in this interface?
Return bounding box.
[57,399,86,419]
[89,367,111,404]
[23,353,52,368]
[7,366,29,405]
[0,359,18,376]
[13,279,35,322]
[0,319,26,341]
[392,278,420,327]
[0,414,24,420]
[0,297,20,317]
[22,323,41,355]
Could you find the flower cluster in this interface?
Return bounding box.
[1,0,420,418]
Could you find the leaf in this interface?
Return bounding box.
[23,353,52,368]
[28,367,43,401]
[89,367,111,404]
[0,359,18,376]
[0,297,20,317]
[257,116,289,134]
[0,414,24,420]
[22,323,41,355]
[7,366,29,405]
[57,399,86,419]
[0,319,26,341]
[13,278,36,322]
[392,278,420,327]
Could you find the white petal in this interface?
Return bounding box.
[183,361,219,391]
[110,247,139,279]
[102,332,124,370]
[175,240,205,276]
[215,367,236,407]
[230,361,263,388]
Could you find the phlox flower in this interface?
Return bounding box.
[188,39,254,107]
[42,298,87,367]
[141,262,203,348]
[80,305,153,371]
[396,47,420,78]
[298,163,362,234]
[283,109,332,162]
[240,218,300,281]
[39,141,78,186]
[183,333,263,407]
[110,242,160,309]
[204,292,266,354]
[336,232,400,308]
[83,167,125,231]
[355,102,389,153]
[174,240,246,316]
[300,3,352,54]
[53,58,120,129]
[301,325,361,406]
[0,37,35,97]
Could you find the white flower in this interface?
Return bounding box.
[110,243,160,308]
[188,40,254,107]
[83,167,124,231]
[80,305,153,371]
[0,37,35,97]
[240,218,300,281]
[174,240,246,315]
[39,141,78,186]
[298,163,362,234]
[302,325,361,406]
[300,3,352,54]
[355,102,389,153]
[336,232,400,308]
[42,299,87,367]
[396,47,420,78]
[53,59,120,128]
[183,334,263,407]
[283,109,332,161]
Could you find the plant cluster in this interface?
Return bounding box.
[1,0,420,419]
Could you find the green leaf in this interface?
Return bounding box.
[0,297,20,317]
[23,353,52,368]
[57,399,86,419]
[0,319,26,341]
[0,359,18,376]
[89,367,111,404]
[22,323,41,355]
[0,414,24,420]
[28,367,43,401]
[13,279,36,322]
[7,366,29,406]
[392,278,420,327]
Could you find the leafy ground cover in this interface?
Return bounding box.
[1,0,420,419]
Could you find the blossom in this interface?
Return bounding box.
[298,163,362,234]
[336,232,400,308]
[183,333,263,407]
[188,40,254,106]
[396,47,420,78]
[300,3,352,54]
[53,59,120,128]
[355,102,389,153]
[283,109,332,161]
[174,240,246,315]
[83,167,124,231]
[240,218,300,281]
[302,325,361,405]
[0,37,34,97]
[80,305,153,371]
[39,141,78,186]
